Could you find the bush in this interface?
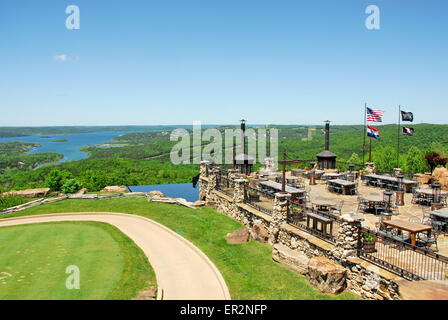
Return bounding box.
[45,169,73,192]
[0,195,28,210]
[61,179,82,194]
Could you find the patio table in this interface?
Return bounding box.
[328,179,356,195]
[364,174,416,192]
[362,193,386,214]
[259,180,305,201]
[383,220,432,246]
[431,208,448,220]
[312,197,336,212]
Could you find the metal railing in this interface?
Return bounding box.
[215,173,234,197]
[243,185,274,215]
[358,227,448,280]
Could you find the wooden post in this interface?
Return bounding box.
[282,149,286,193]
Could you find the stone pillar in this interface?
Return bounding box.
[199,160,211,201]
[364,162,376,175]
[228,168,239,188]
[331,212,364,262]
[393,168,402,176]
[204,167,219,206]
[269,192,291,245]
[233,178,247,204]
[200,160,211,177]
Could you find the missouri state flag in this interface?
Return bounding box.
[367,125,380,140]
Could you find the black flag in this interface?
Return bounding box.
[402,127,415,136]
[401,111,414,122]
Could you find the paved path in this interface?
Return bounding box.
[0,212,230,300]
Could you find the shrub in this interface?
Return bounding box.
[0,195,28,210]
[45,169,73,192]
[61,179,82,194]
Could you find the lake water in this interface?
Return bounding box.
[127,183,199,202]
[0,131,140,162]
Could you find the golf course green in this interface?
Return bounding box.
[0,221,155,300]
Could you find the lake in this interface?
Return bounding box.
[127,183,199,202]
[0,131,140,162]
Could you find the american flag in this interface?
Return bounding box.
[366,107,385,122]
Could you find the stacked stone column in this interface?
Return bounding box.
[269,192,291,245]
[233,178,247,204]
[199,160,211,201]
[203,166,218,206]
[332,213,364,262]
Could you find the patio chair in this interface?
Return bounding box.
[389,203,400,215]
[332,185,342,194]
[408,216,421,223]
[375,205,387,216]
[418,231,439,251]
[422,207,432,220]
[331,200,344,215]
[357,196,368,213]
[431,220,446,233]
[377,180,386,189]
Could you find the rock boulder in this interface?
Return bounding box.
[149,190,165,198]
[272,244,310,275]
[307,256,347,294]
[251,223,270,243]
[102,186,127,193]
[432,167,448,190]
[2,188,50,198]
[226,228,250,244]
[414,173,431,185]
[193,200,206,207]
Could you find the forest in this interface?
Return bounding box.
[0,124,447,194]
[0,141,63,173]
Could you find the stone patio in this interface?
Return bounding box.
[250,171,448,256]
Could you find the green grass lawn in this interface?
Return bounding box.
[0,221,155,300]
[2,197,359,300]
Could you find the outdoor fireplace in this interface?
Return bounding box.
[316,120,337,169]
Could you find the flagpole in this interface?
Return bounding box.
[362,103,366,164]
[397,105,401,168]
[369,137,372,162]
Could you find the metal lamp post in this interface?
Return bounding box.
[395,174,405,206]
[431,182,442,211]
[309,161,316,185]
[348,163,355,182]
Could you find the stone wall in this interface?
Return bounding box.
[199,162,404,300]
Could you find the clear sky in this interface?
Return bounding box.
[0,0,447,126]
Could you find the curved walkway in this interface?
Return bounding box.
[0,212,230,300]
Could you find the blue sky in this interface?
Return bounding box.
[0,0,447,126]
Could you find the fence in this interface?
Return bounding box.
[243,184,274,215]
[358,227,448,280]
[215,172,234,198]
[286,200,341,244]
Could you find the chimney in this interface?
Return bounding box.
[324,120,330,151]
[240,119,246,154]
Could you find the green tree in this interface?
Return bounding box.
[405,146,428,174]
[79,170,108,192]
[347,153,361,165]
[61,179,82,194]
[373,146,396,172]
[45,169,72,191]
